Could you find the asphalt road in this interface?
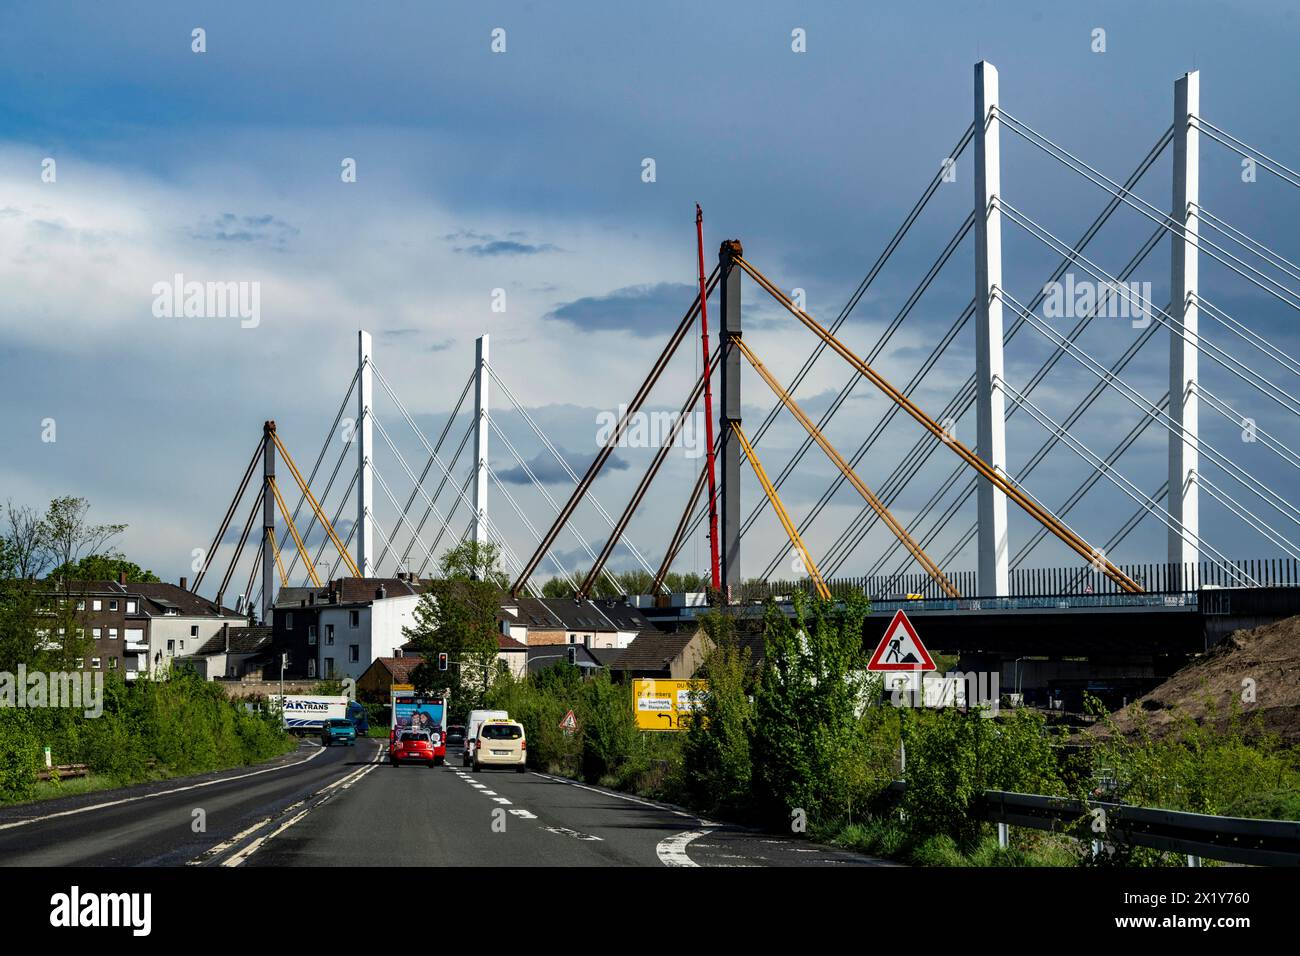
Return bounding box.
[0,740,894,868]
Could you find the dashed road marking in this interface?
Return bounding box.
[508,809,537,819]
[545,826,603,841]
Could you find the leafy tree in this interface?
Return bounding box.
[750,591,872,828]
[403,541,508,713]
[48,553,160,583]
[683,610,754,814]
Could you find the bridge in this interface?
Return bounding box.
[191,62,1300,687]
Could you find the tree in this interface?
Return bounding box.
[403,541,509,715]
[42,497,126,576]
[47,553,160,583]
[750,591,872,828]
[4,501,50,579]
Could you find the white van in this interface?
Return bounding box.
[463,709,510,766]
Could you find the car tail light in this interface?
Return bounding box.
[520,739,526,750]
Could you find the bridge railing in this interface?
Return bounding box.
[749,557,1300,603]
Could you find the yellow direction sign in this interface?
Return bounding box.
[633,679,707,732]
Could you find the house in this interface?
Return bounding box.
[497,633,528,679]
[271,575,428,682]
[610,628,710,680]
[495,597,656,649]
[35,574,244,679]
[173,624,273,680]
[356,655,423,702]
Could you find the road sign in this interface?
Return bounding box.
[632,679,708,731]
[559,709,577,732]
[867,609,936,671]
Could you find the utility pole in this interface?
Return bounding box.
[973,60,1010,598]
[719,239,743,602]
[473,334,491,547]
[1168,70,1201,582]
[261,420,276,624]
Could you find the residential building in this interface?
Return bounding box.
[271,575,427,682]
[496,597,656,649]
[173,624,273,680]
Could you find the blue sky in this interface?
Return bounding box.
[2,1,1299,594]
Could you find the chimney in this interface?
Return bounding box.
[376,584,386,600]
[223,622,230,654]
[216,590,224,610]
[118,571,128,585]
[179,576,188,591]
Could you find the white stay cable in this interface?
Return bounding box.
[485,411,620,593]
[994,376,1263,580]
[999,286,1300,536]
[482,361,663,583]
[486,464,581,590]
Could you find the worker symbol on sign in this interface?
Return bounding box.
[867,610,936,672]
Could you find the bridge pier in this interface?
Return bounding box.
[357,330,375,576]
[261,420,276,623]
[1168,71,1201,579]
[974,61,1010,597]
[720,239,744,601]
[473,333,491,547]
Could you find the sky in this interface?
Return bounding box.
[2,0,1299,597]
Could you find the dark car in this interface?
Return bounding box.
[446,724,466,748]
[389,731,437,767]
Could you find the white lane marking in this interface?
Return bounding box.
[531,772,717,827]
[544,826,603,842]
[491,797,512,804]
[221,747,383,867]
[481,790,497,796]
[0,743,329,833]
[657,829,712,867]
[471,784,487,789]
[508,809,537,819]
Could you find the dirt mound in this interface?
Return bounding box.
[1097,614,1300,742]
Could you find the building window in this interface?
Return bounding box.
[74,658,84,669]
[92,628,102,640]
[324,658,335,678]
[109,600,118,611]
[179,640,185,651]
[76,599,85,611]
[108,628,118,640]
[326,624,335,645]
[308,624,317,645]
[349,610,359,629]
[126,600,137,614]
[286,612,293,629]
[91,658,102,670]
[349,644,359,663]
[109,657,119,669]
[92,599,102,611]
[307,659,317,678]
[191,625,199,637]
[167,640,175,654]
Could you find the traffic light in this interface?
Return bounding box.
[437,652,448,671]
[566,645,576,666]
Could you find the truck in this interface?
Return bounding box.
[270,695,369,736]
[462,709,510,767]
[391,691,448,765]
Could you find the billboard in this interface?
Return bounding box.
[391,692,446,736]
[269,695,349,730]
[632,679,707,732]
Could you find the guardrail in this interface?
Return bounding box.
[36,763,89,782]
[886,782,1300,866]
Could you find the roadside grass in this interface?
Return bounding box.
[824,817,1077,867]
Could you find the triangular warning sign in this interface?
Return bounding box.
[559,709,577,730]
[867,610,936,671]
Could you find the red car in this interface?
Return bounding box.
[389,731,438,767]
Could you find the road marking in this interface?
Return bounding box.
[471,784,487,789]
[220,747,382,867]
[481,790,497,795]
[657,829,712,867]
[507,809,537,819]
[544,826,603,841]
[0,742,329,833]
[531,772,717,827]
[491,797,512,804]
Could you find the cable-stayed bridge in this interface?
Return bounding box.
[190,62,1300,676]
